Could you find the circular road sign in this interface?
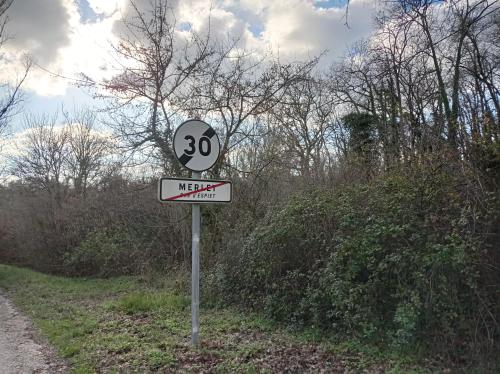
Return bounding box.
[173,119,220,172]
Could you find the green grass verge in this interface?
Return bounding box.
[0,264,440,373]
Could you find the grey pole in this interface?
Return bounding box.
[191,171,201,346]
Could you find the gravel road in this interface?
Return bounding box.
[0,292,68,374]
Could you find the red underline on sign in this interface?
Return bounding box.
[166,181,227,201]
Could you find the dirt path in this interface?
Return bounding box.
[0,292,68,374]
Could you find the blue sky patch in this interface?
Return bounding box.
[313,0,349,9]
[178,22,192,32]
[77,0,101,23]
[248,21,264,37]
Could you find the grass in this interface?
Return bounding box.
[0,264,442,373]
[109,292,190,314]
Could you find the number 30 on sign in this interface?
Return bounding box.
[173,120,221,172]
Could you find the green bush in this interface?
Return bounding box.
[63,228,141,277]
[210,165,499,358]
[211,190,336,320]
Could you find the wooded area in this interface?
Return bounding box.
[0,0,498,369]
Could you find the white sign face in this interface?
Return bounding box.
[158,178,232,203]
[174,120,220,172]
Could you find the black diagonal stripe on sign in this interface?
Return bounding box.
[203,127,216,139]
[179,153,193,166]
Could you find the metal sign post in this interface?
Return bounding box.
[158,119,229,347]
[191,171,201,346]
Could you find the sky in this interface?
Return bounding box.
[2,0,379,132]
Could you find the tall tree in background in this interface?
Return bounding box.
[11,111,118,200]
[63,109,118,197]
[388,0,498,150]
[271,72,334,179]
[332,0,498,168]
[192,47,318,178]
[11,114,69,204]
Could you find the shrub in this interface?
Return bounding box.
[210,164,499,359]
[210,190,336,320]
[63,227,142,277]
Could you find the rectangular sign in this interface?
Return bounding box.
[158,177,232,203]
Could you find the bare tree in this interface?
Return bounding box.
[459,3,500,145]
[11,114,69,204]
[63,109,118,196]
[270,73,335,179]
[90,0,218,175]
[387,0,498,150]
[189,46,319,178]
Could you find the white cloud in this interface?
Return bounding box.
[260,0,376,64]
[1,0,121,96]
[1,0,377,97]
[86,0,125,16]
[3,0,74,66]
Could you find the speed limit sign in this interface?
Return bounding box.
[173,119,220,172]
